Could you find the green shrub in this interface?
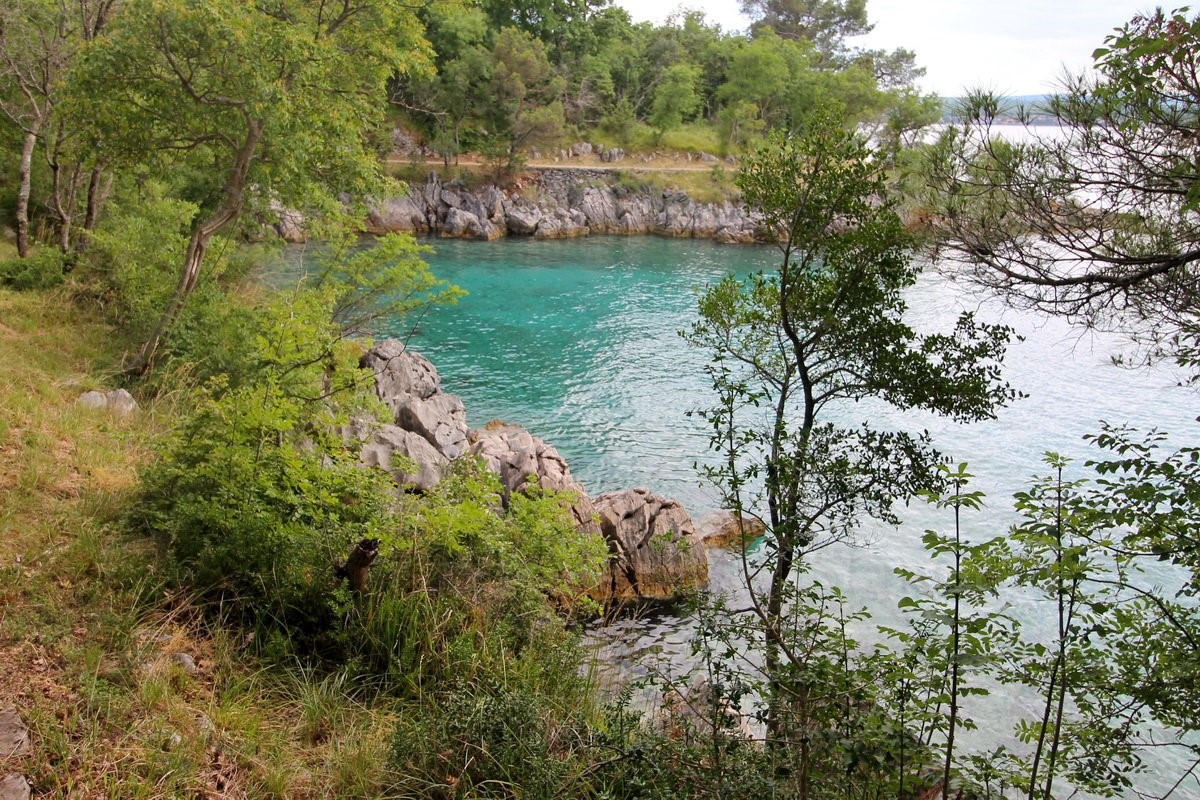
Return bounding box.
[389,637,599,799]
[0,248,66,290]
[350,459,607,687]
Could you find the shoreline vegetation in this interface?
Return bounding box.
[3,0,1199,796]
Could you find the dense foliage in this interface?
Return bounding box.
[3,1,1200,798]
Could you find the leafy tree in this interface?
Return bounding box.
[0,0,116,256]
[740,0,871,59]
[715,32,798,131]
[892,464,1016,799]
[920,7,1200,362]
[649,63,702,138]
[483,26,566,173]
[686,113,1017,777]
[67,0,432,372]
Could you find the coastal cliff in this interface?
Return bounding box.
[361,169,763,244]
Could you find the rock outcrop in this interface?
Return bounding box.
[360,341,469,461]
[591,488,708,602]
[359,422,449,493]
[357,341,709,603]
[366,171,762,244]
[469,421,600,535]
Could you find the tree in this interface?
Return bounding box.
[740,0,871,60]
[686,114,1017,784]
[67,0,431,372]
[0,0,117,256]
[648,63,702,138]
[483,27,566,173]
[920,7,1200,362]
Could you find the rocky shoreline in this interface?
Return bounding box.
[352,339,715,604]
[355,169,764,244]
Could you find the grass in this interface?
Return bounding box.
[0,286,400,798]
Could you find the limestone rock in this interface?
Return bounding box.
[106,389,139,416]
[169,652,198,676]
[362,340,440,401]
[0,709,29,759]
[75,389,139,416]
[697,510,767,549]
[361,341,469,461]
[591,488,708,602]
[75,390,107,411]
[470,422,600,534]
[443,207,501,240]
[0,775,30,800]
[367,170,763,244]
[366,194,428,233]
[506,204,542,235]
[361,424,449,493]
[273,206,307,243]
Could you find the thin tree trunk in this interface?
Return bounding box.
[130,119,263,374]
[943,487,963,800]
[16,127,38,257]
[74,165,107,254]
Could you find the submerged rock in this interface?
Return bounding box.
[591,487,708,602]
[697,510,768,549]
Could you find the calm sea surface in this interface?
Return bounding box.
[373,235,1197,795]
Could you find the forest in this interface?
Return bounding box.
[1,1,1198,798]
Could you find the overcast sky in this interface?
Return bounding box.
[612,0,1154,96]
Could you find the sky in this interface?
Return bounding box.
[612,0,1156,96]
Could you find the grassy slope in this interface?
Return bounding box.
[0,287,394,798]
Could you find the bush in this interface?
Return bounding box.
[350,459,607,687]
[389,636,599,799]
[0,248,65,290]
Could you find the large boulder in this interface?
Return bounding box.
[470,421,600,535]
[361,341,469,460]
[360,424,450,493]
[591,488,708,602]
[505,204,543,235]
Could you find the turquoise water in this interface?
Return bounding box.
[387,235,1197,527]
[380,236,781,514]
[376,235,1199,795]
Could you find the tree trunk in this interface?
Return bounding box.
[74,165,108,255]
[15,128,38,258]
[129,119,263,374]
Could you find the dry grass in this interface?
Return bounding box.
[0,287,397,798]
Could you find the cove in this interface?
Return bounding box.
[378,235,1198,795]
